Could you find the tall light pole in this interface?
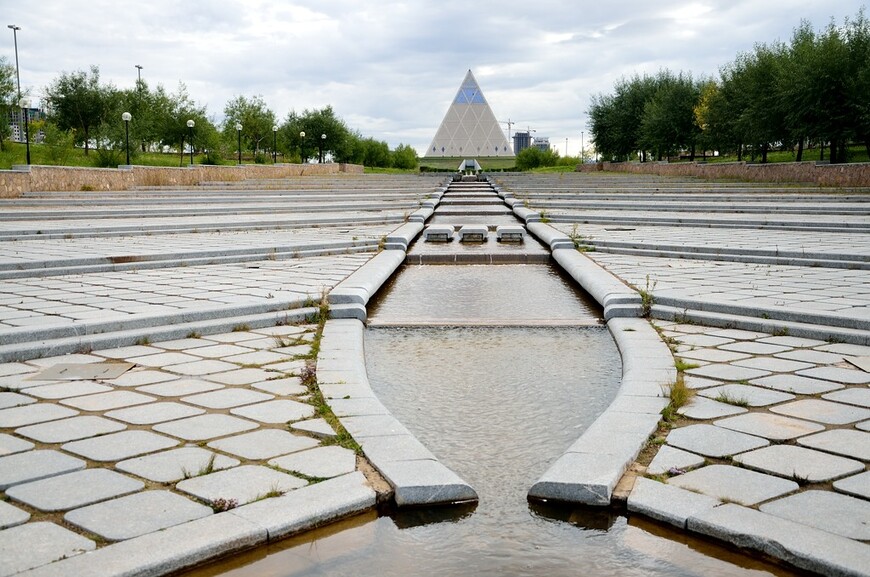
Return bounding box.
[235,123,243,165]
[319,133,326,163]
[581,131,585,163]
[565,137,568,157]
[186,120,195,165]
[272,125,278,163]
[8,24,30,165]
[122,112,131,165]
[299,131,305,164]
[135,64,143,84]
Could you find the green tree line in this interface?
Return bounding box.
[2,64,417,169]
[589,10,870,164]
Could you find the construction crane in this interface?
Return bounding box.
[500,119,514,141]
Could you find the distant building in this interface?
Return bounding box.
[513,131,532,155]
[533,137,550,152]
[6,106,45,143]
[426,70,514,158]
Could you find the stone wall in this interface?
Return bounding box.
[0,162,365,198]
[578,160,870,188]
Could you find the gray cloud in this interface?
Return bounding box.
[4,0,866,155]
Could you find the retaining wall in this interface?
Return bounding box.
[578,160,870,188]
[0,162,364,198]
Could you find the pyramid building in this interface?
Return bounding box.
[425,70,514,158]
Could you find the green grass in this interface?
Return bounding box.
[0,141,215,170]
[689,144,869,165]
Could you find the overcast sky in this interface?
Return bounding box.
[4,0,866,156]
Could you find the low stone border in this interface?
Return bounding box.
[318,319,478,506]
[628,479,870,576]
[17,472,375,577]
[528,317,674,504]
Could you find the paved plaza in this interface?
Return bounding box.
[0,171,867,576]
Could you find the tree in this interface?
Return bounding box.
[152,83,213,165]
[639,71,701,160]
[279,106,351,163]
[845,9,870,158]
[0,57,15,151]
[516,146,559,170]
[391,143,418,169]
[44,66,114,155]
[222,95,276,161]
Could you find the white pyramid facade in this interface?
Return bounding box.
[425,70,514,157]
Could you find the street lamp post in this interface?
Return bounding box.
[122,112,132,165]
[272,125,278,163]
[299,131,305,164]
[8,24,30,165]
[235,123,243,165]
[319,133,326,163]
[186,120,195,165]
[581,131,585,163]
[135,64,143,84]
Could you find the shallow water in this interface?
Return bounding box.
[183,263,798,577]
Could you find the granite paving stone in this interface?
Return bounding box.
[290,418,337,439]
[206,368,278,385]
[126,351,201,368]
[775,349,845,364]
[683,375,722,390]
[678,396,747,419]
[697,384,794,407]
[675,348,750,363]
[668,464,798,506]
[750,374,844,394]
[250,377,306,396]
[207,429,319,460]
[259,359,306,374]
[0,433,33,456]
[152,413,259,441]
[859,420,870,432]
[760,491,870,540]
[21,381,113,399]
[0,522,95,575]
[769,398,870,425]
[0,392,36,409]
[646,445,706,476]
[719,342,790,355]
[189,344,253,358]
[665,424,768,458]
[0,500,30,529]
[176,464,307,506]
[733,445,864,483]
[222,351,289,365]
[59,390,156,411]
[181,388,273,409]
[671,334,734,347]
[61,430,178,461]
[16,415,127,443]
[796,429,870,461]
[796,366,870,385]
[116,447,240,483]
[0,450,85,489]
[163,359,239,376]
[268,446,357,479]
[821,388,870,408]
[136,378,224,397]
[107,369,175,388]
[0,404,78,428]
[708,329,770,341]
[230,399,315,423]
[64,490,212,541]
[833,471,870,500]
[732,357,814,373]
[686,364,770,382]
[104,401,205,424]
[759,336,826,347]
[627,477,720,528]
[6,468,143,512]
[714,413,825,441]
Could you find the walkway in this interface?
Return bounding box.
[0,171,867,576]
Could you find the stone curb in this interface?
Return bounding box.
[653,305,870,346]
[687,503,870,577]
[17,472,375,577]
[550,249,643,320]
[327,251,406,307]
[318,319,478,507]
[528,317,675,505]
[541,212,870,233]
[0,307,320,364]
[384,222,425,251]
[0,243,379,280]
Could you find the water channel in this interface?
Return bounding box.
[184,179,798,577]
